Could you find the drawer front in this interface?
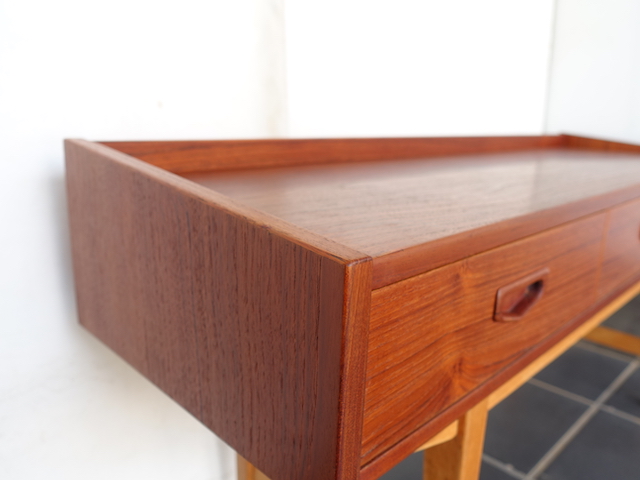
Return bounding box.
[601,198,640,297]
[361,214,605,466]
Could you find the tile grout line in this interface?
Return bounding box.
[577,340,639,363]
[599,404,640,428]
[529,377,640,428]
[523,359,640,480]
[527,378,594,407]
[482,453,527,480]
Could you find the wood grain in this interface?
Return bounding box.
[360,273,640,480]
[102,136,563,174]
[488,279,640,409]
[584,325,640,357]
[600,197,640,298]
[66,134,640,480]
[423,399,488,480]
[415,421,459,452]
[102,135,640,176]
[184,149,640,288]
[563,134,640,153]
[237,455,271,480]
[361,214,604,468]
[65,140,372,480]
[335,259,373,480]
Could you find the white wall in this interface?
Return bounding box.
[545,0,640,144]
[285,0,556,138]
[0,0,285,479]
[1,1,559,479]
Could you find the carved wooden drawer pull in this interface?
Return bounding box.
[494,268,550,322]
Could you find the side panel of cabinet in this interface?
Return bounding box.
[65,141,371,480]
[601,198,640,298]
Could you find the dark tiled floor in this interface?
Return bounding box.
[533,344,629,400]
[380,313,640,480]
[605,368,640,419]
[483,383,587,473]
[479,460,519,480]
[379,452,422,480]
[540,411,640,480]
[603,295,640,337]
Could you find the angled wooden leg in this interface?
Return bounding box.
[416,421,459,452]
[584,326,640,356]
[237,454,271,480]
[423,399,489,480]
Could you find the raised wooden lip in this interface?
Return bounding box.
[65,138,375,480]
[95,134,640,288]
[100,135,565,175]
[66,139,370,267]
[70,134,640,479]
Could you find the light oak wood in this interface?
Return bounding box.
[423,399,489,480]
[413,280,640,480]
[584,325,640,357]
[65,135,640,480]
[362,214,604,466]
[237,431,473,480]
[410,280,640,480]
[237,455,271,480]
[416,421,459,452]
[488,279,640,408]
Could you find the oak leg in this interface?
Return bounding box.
[584,326,640,356]
[423,399,489,480]
[237,454,271,480]
[416,421,459,452]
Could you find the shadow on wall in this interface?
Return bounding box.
[45,167,237,479]
[49,171,76,324]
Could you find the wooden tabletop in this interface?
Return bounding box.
[184,148,640,287]
[68,135,640,480]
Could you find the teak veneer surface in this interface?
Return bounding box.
[361,214,604,466]
[183,149,640,287]
[600,197,640,298]
[65,140,372,480]
[359,274,640,480]
[102,136,563,174]
[66,135,640,480]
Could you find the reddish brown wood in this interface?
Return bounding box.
[101,136,564,174]
[182,148,640,289]
[360,271,640,480]
[65,134,640,480]
[423,399,488,480]
[238,455,271,480]
[600,197,640,298]
[494,267,549,322]
[65,140,372,480]
[336,260,373,480]
[361,214,604,467]
[563,134,640,153]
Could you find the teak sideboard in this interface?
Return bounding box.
[65,135,640,480]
